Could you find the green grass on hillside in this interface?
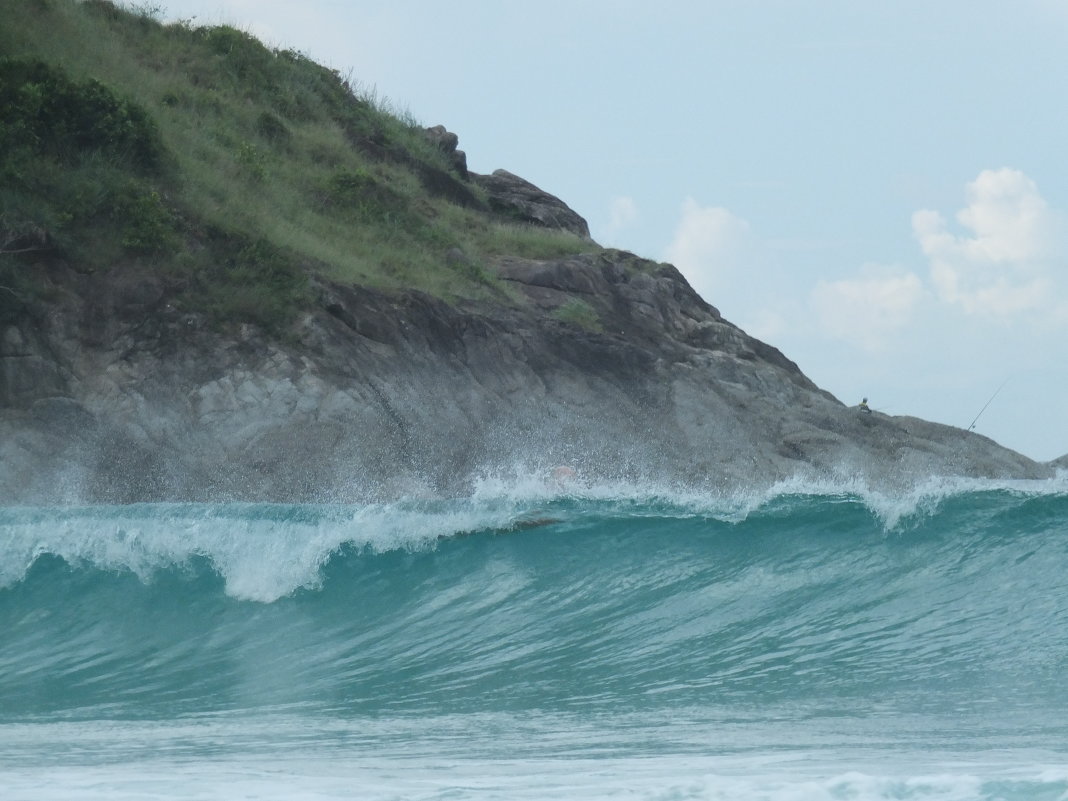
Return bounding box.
[0,0,600,332]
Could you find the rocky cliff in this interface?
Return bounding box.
[0,177,1050,504]
[5,3,1054,505]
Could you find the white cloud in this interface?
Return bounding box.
[600,195,639,242]
[610,195,638,229]
[912,168,1065,317]
[739,307,790,344]
[810,265,925,351]
[662,198,757,304]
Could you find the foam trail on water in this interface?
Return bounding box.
[1,753,1065,801]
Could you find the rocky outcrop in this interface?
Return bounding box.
[0,247,1049,505]
[420,126,590,238]
[473,169,591,238]
[424,124,468,178]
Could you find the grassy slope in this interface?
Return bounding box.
[0,0,601,331]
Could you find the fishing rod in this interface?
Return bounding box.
[967,378,1010,432]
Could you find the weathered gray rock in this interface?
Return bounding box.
[1049,454,1068,470]
[0,248,1049,505]
[424,124,468,178]
[472,169,592,238]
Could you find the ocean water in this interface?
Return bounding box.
[2,474,1068,800]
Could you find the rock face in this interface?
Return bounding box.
[472,169,592,239]
[0,242,1049,504]
[424,124,469,178]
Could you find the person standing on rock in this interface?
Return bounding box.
[858,398,872,414]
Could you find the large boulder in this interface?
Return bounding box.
[473,169,591,238]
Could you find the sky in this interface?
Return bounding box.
[160,0,1068,461]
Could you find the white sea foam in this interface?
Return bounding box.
[1,754,1063,801]
[0,500,527,602]
[3,469,1067,602]
[474,464,1068,530]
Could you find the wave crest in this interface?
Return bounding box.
[3,471,1067,601]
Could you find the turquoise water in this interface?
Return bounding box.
[2,476,1068,799]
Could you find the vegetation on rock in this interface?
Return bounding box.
[0,0,600,333]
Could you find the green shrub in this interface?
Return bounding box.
[475,221,597,261]
[191,233,308,332]
[235,140,267,181]
[202,25,277,92]
[444,249,492,285]
[255,111,290,146]
[1,154,169,267]
[127,2,164,21]
[320,169,407,223]
[0,58,163,171]
[115,186,176,254]
[275,56,364,120]
[81,0,121,20]
[553,297,603,332]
